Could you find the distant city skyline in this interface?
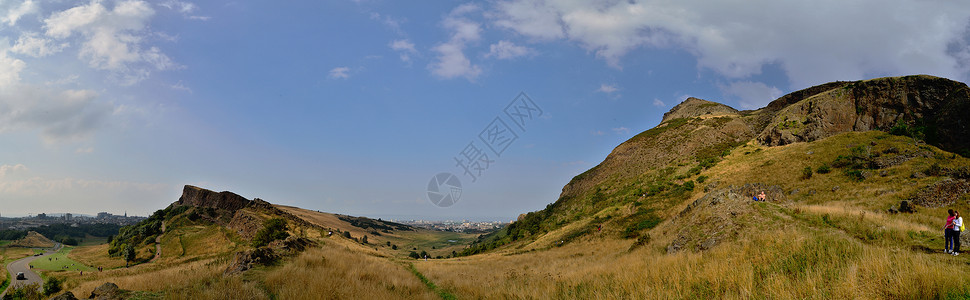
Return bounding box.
[1,1,969,221]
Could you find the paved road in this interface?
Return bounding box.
[1,243,61,297]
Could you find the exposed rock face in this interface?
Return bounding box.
[757,75,970,155]
[176,185,320,239]
[661,97,739,122]
[177,185,251,213]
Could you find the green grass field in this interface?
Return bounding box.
[30,246,96,272]
[0,241,11,247]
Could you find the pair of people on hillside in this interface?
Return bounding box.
[752,191,766,202]
[945,209,963,256]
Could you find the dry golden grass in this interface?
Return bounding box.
[65,257,231,296]
[416,226,970,299]
[263,242,438,300]
[68,244,127,270]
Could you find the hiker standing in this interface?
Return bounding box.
[945,209,956,254]
[953,210,963,256]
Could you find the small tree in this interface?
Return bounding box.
[43,276,62,296]
[122,244,135,267]
[252,218,290,248]
[361,235,368,244]
[342,231,351,239]
[408,251,420,259]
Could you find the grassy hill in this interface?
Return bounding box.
[29,74,970,299]
[49,185,471,299]
[414,131,970,298]
[417,75,970,298]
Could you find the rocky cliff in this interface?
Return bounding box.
[756,75,970,155]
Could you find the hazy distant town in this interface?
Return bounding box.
[395,219,508,233]
[0,212,146,230]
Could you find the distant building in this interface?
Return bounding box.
[97,212,111,219]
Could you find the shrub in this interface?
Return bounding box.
[408,251,420,259]
[43,276,62,296]
[252,218,290,248]
[816,165,831,174]
[342,231,351,239]
[802,166,813,180]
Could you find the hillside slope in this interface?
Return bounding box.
[56,185,470,299]
[422,121,970,299]
[476,75,970,254]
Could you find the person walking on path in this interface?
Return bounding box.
[953,210,963,256]
[945,209,956,254]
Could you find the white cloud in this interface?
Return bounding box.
[597,83,618,94]
[3,0,38,26]
[652,98,665,107]
[485,40,534,59]
[612,127,630,135]
[0,164,27,178]
[43,0,179,84]
[370,12,404,35]
[11,32,68,57]
[0,51,26,87]
[590,130,604,136]
[428,4,482,80]
[721,81,783,110]
[329,66,350,79]
[0,85,112,142]
[489,0,970,86]
[159,0,208,20]
[389,39,417,63]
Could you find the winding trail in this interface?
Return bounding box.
[1,243,61,297]
[150,221,165,263]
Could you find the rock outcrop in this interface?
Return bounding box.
[175,185,320,239]
[88,282,129,300]
[661,97,739,122]
[757,75,970,155]
[177,185,251,213]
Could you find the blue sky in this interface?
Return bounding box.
[1,0,969,221]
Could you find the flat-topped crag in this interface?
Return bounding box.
[661,97,740,122]
[175,185,317,239]
[177,185,252,212]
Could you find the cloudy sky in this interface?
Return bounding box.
[0,0,968,221]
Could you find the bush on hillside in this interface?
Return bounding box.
[252,218,290,248]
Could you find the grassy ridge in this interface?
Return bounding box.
[415,131,970,298]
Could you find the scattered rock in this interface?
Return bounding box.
[225,247,277,275]
[832,186,840,192]
[880,170,889,177]
[909,179,970,208]
[89,282,128,300]
[912,172,926,179]
[50,291,78,300]
[888,207,899,214]
[899,200,917,213]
